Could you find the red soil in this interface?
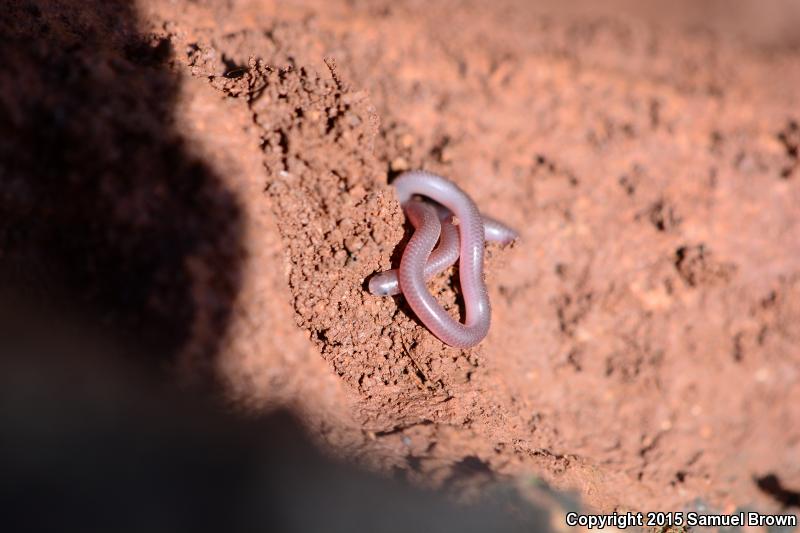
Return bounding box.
[4,0,799,517]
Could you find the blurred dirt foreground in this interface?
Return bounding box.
[5,0,800,515]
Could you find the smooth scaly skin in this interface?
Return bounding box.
[399,199,488,347]
[390,170,514,347]
[483,216,518,245]
[368,217,460,296]
[367,216,517,296]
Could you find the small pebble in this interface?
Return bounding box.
[391,156,409,172]
[344,236,363,252]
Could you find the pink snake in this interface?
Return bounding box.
[368,170,518,348]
